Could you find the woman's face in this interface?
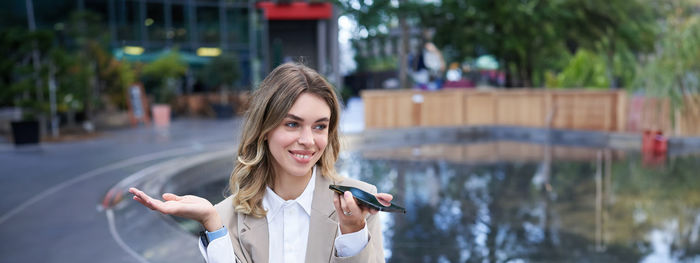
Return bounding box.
[267,92,330,179]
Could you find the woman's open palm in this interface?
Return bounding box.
[129,187,215,224]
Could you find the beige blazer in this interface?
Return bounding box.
[214,174,385,263]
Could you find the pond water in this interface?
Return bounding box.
[190,141,700,262]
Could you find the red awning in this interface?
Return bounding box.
[256,2,332,20]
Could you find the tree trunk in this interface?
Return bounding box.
[606,49,616,89]
[519,63,529,88]
[85,61,97,132]
[26,0,47,137]
[398,3,409,89]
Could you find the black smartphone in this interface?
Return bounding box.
[329,185,406,213]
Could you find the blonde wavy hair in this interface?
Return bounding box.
[229,62,342,217]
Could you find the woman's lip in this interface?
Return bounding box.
[289,151,314,163]
[289,150,314,155]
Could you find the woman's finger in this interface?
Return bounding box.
[129,187,168,212]
[339,192,350,216]
[130,188,152,205]
[132,195,148,207]
[376,193,393,207]
[133,195,157,210]
[130,188,152,202]
[162,193,181,201]
[343,191,363,215]
[333,193,342,214]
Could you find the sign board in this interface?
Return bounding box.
[126,83,150,126]
[256,2,332,20]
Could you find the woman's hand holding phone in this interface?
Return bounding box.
[332,190,393,234]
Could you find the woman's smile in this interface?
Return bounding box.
[289,150,315,163]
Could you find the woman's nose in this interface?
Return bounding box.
[297,127,315,145]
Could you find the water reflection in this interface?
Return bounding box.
[190,141,700,262]
[335,142,700,262]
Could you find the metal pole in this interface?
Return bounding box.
[261,12,269,74]
[317,19,327,73]
[108,0,117,49]
[49,63,59,138]
[219,0,227,50]
[188,0,197,50]
[164,0,172,48]
[248,0,260,87]
[26,0,47,137]
[398,1,409,89]
[139,0,147,48]
[330,8,340,91]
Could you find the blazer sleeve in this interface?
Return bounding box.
[331,184,385,263]
[212,196,246,263]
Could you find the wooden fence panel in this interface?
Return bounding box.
[495,91,548,127]
[464,92,496,125]
[421,91,465,126]
[358,89,700,134]
[679,97,700,135]
[364,91,415,128]
[551,92,618,131]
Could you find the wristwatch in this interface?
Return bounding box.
[199,230,211,247]
[200,226,227,247]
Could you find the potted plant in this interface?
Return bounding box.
[8,99,43,145]
[199,53,241,119]
[2,78,47,146]
[141,49,187,127]
[1,28,55,146]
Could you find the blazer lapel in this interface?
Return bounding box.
[239,213,269,263]
[305,174,340,262]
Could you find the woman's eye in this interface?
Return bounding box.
[314,124,327,130]
[285,122,298,128]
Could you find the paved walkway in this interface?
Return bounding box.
[0,118,241,263]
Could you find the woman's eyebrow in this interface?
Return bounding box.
[285,114,329,123]
[285,114,303,121]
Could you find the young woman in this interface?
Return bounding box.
[129,62,392,263]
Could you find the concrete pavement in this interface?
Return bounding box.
[0,118,242,263]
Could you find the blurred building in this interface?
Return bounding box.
[2,0,341,89]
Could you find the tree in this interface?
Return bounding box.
[58,10,135,127]
[546,49,609,88]
[62,10,113,129]
[199,53,241,104]
[142,49,187,104]
[334,0,426,89]
[0,28,54,119]
[421,0,657,88]
[558,0,657,88]
[635,1,700,106]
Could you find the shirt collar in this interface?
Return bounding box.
[262,166,316,220]
[296,166,316,216]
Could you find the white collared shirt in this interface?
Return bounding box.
[199,166,369,263]
[261,167,316,263]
